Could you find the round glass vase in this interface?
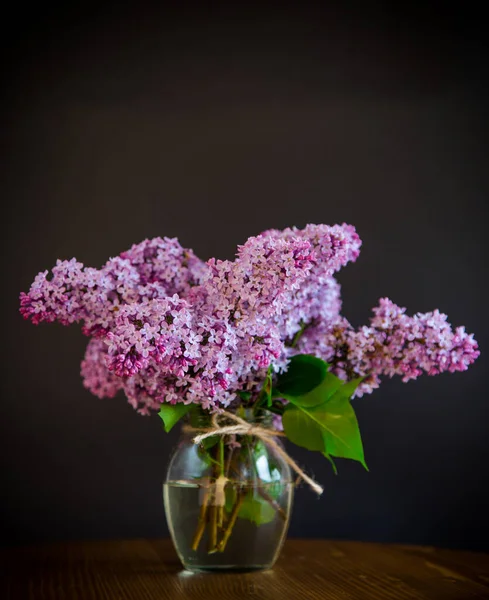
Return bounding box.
[163,411,294,572]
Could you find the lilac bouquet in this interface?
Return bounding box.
[20,224,479,564]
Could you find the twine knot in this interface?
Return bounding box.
[191,410,323,496]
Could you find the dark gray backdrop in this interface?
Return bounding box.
[2,6,488,550]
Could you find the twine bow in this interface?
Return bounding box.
[191,410,323,496]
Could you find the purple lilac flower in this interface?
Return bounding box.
[257,224,360,343]
[299,298,480,397]
[99,234,320,409]
[20,225,479,413]
[81,338,123,399]
[120,237,208,294]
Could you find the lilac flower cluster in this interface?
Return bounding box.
[299,298,480,397]
[20,225,479,413]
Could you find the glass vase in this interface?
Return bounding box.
[163,411,294,572]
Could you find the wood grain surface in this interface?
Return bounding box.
[2,538,489,599]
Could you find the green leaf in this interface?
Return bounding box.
[239,492,276,525]
[282,403,325,451]
[275,354,329,397]
[266,481,285,500]
[224,489,275,525]
[224,486,279,525]
[323,452,338,475]
[282,376,367,470]
[200,435,219,450]
[289,371,344,408]
[158,403,192,433]
[329,377,364,404]
[319,401,367,469]
[236,390,252,401]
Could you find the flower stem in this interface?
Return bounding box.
[217,488,246,553]
[224,444,235,478]
[208,505,218,553]
[257,487,287,521]
[217,438,225,528]
[191,482,210,552]
[207,441,223,553]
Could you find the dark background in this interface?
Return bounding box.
[2,5,488,550]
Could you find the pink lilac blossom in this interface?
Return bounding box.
[256,224,359,344]
[20,226,479,414]
[81,338,123,399]
[298,298,480,397]
[120,237,208,294]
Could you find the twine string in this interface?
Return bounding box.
[185,410,323,496]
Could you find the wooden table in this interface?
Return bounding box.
[2,539,489,599]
